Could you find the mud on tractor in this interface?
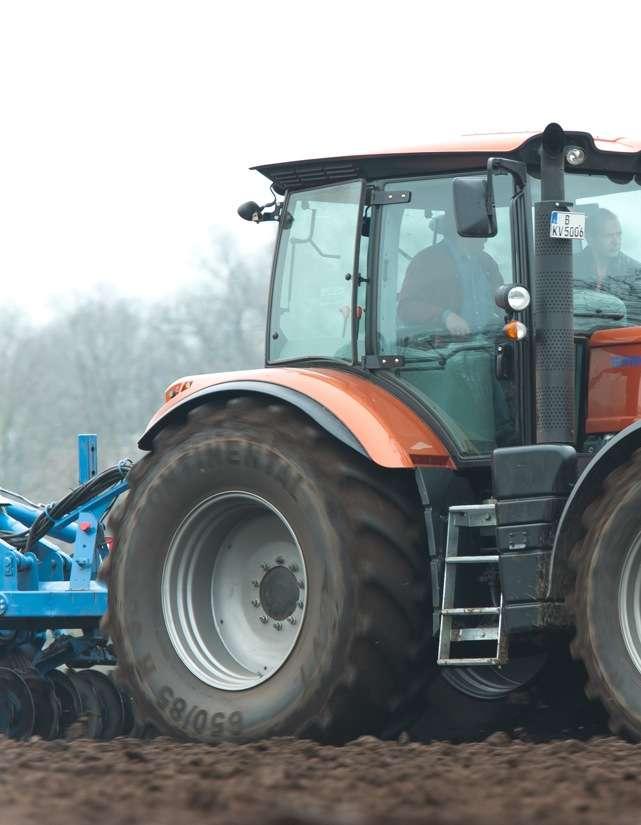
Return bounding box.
[103,123,641,743]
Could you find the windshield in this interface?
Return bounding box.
[531,172,641,331]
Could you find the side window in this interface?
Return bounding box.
[269,181,364,362]
[356,231,369,361]
[377,174,519,455]
[378,176,514,352]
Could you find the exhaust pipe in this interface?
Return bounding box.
[533,123,575,445]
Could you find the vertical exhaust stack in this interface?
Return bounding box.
[533,123,575,445]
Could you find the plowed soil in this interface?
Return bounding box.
[3,730,641,825]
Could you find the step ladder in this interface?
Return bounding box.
[437,503,507,666]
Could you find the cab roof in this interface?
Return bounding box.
[253,130,641,194]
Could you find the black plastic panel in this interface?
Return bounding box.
[493,445,577,499]
[503,601,571,633]
[500,550,551,602]
[497,523,555,552]
[495,496,565,526]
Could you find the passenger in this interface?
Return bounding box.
[397,212,504,335]
[574,208,641,324]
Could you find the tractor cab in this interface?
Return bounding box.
[257,130,641,463]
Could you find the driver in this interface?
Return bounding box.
[397,212,504,335]
[574,208,641,325]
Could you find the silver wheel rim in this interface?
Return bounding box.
[161,491,307,691]
[619,533,641,674]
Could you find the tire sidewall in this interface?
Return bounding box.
[111,430,358,742]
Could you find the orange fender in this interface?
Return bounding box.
[140,367,454,470]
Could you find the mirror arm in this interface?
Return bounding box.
[487,158,528,193]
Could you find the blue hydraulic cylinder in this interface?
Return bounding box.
[3,503,77,544]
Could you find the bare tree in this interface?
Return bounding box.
[1,233,273,503]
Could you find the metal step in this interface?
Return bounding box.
[441,607,500,616]
[451,627,499,642]
[438,656,503,666]
[445,555,499,564]
[438,502,506,666]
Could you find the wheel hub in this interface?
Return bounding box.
[259,565,300,621]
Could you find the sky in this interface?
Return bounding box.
[0,1,636,320]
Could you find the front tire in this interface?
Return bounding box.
[105,398,432,743]
[571,450,641,739]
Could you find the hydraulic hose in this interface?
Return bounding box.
[0,460,132,552]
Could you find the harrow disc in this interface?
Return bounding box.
[68,670,103,738]
[23,672,61,740]
[0,668,34,739]
[47,669,81,736]
[118,685,135,736]
[76,670,126,739]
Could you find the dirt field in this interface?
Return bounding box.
[2,726,640,825]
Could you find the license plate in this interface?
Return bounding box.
[550,211,585,239]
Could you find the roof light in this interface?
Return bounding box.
[566,146,585,167]
[503,320,528,341]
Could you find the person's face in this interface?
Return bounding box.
[592,218,622,258]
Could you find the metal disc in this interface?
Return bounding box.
[0,667,35,739]
[23,672,61,740]
[118,686,135,736]
[47,669,81,736]
[75,670,125,740]
[67,670,103,738]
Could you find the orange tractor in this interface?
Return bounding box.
[105,124,641,742]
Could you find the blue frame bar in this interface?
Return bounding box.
[0,587,107,618]
[78,434,98,485]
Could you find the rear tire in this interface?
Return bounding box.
[571,449,641,739]
[104,398,432,743]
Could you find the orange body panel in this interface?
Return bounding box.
[253,133,641,169]
[146,367,454,470]
[587,328,641,433]
[373,134,641,157]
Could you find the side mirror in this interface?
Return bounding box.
[238,201,262,222]
[453,176,497,238]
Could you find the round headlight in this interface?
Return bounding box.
[507,286,531,312]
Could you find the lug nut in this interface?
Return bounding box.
[297,601,304,610]
[260,563,271,571]
[297,579,305,590]
[273,622,282,631]
[259,616,268,624]
[252,580,260,588]
[287,616,297,625]
[288,563,299,573]
[275,556,285,565]
[251,599,260,608]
